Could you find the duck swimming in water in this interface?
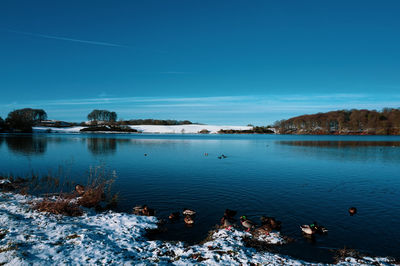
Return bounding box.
[142,205,155,216]
[182,208,196,225]
[132,205,155,216]
[184,215,194,225]
[168,212,180,221]
[300,224,315,235]
[349,207,357,216]
[182,209,196,216]
[240,216,256,232]
[300,222,328,235]
[260,216,282,230]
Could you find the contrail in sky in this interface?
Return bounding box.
[4,29,128,48]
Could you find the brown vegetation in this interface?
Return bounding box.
[218,126,274,134]
[274,108,400,135]
[1,166,118,217]
[198,129,210,134]
[34,198,83,216]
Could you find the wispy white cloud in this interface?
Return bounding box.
[2,93,399,125]
[5,29,128,48]
[21,96,255,106]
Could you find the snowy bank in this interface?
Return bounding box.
[33,125,252,134]
[0,192,395,265]
[128,124,252,134]
[33,126,85,133]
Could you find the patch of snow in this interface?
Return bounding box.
[0,192,394,265]
[33,126,85,133]
[255,231,287,244]
[33,125,253,134]
[129,124,252,134]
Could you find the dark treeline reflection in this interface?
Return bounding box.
[277,140,400,163]
[4,135,47,155]
[86,137,196,155]
[86,138,117,155]
[278,140,400,148]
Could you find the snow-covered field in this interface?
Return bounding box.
[128,124,252,134]
[33,126,85,133]
[0,191,395,265]
[33,125,252,134]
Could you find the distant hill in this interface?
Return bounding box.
[274,108,400,135]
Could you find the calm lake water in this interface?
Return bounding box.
[1,133,400,262]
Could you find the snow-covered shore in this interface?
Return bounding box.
[128,124,252,134]
[0,192,395,265]
[33,124,252,134]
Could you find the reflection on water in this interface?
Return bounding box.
[86,138,117,155]
[278,140,400,147]
[3,135,47,155]
[277,140,400,163]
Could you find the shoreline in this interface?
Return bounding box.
[0,190,396,265]
[30,126,400,136]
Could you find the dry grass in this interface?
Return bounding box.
[0,175,29,192]
[333,247,362,263]
[77,185,106,208]
[3,165,118,217]
[34,198,83,216]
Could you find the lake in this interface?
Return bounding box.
[1,133,399,263]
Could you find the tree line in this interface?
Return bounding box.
[0,108,47,133]
[86,110,193,126]
[87,109,117,122]
[0,108,194,132]
[274,108,400,135]
[117,119,193,126]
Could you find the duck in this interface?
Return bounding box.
[132,205,144,215]
[220,216,234,228]
[240,216,256,232]
[253,226,271,236]
[349,207,357,216]
[221,154,227,158]
[260,216,282,230]
[300,222,328,235]
[168,212,180,221]
[182,209,196,216]
[184,216,194,225]
[132,205,155,216]
[142,205,155,216]
[300,224,316,235]
[75,184,85,196]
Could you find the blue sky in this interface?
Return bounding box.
[1,0,400,125]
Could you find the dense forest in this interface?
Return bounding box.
[274,108,400,135]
